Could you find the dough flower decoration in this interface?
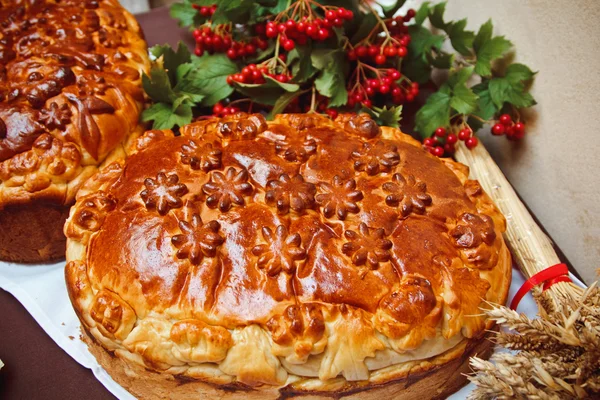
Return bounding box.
[180,139,222,172]
[74,191,117,232]
[342,223,393,273]
[39,101,72,130]
[315,175,363,220]
[202,166,253,212]
[171,212,224,265]
[382,173,432,217]
[274,134,317,162]
[140,172,188,215]
[252,225,307,277]
[450,213,496,249]
[265,173,316,215]
[351,140,400,175]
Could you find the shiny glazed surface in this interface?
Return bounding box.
[65,113,511,389]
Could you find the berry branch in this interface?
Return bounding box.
[144,0,537,158]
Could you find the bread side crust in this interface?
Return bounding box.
[83,326,494,399]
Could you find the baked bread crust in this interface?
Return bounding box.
[0,0,149,262]
[65,113,511,397]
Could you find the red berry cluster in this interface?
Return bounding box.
[423,126,478,157]
[348,69,419,108]
[492,114,526,141]
[193,27,268,59]
[226,64,293,85]
[347,10,414,65]
[212,102,240,117]
[192,4,216,17]
[265,7,353,47]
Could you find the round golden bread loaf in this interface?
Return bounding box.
[65,113,511,398]
[0,0,149,262]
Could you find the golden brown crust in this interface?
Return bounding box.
[0,0,149,262]
[65,113,511,393]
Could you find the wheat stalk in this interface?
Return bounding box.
[455,142,599,399]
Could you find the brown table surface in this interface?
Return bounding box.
[0,6,583,400]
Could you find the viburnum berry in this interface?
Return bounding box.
[491,123,505,135]
[317,28,330,41]
[397,46,408,57]
[356,46,368,58]
[283,39,295,51]
[212,102,224,115]
[275,74,290,83]
[326,108,338,119]
[513,122,525,133]
[446,133,458,145]
[347,49,357,60]
[434,127,447,137]
[367,45,379,57]
[365,86,375,96]
[465,137,479,149]
[379,83,390,94]
[362,99,372,108]
[406,9,416,19]
[499,114,512,125]
[458,128,471,141]
[423,138,435,147]
[433,146,444,157]
[384,46,397,57]
[444,143,456,154]
[388,68,401,80]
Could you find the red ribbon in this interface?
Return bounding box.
[510,263,571,310]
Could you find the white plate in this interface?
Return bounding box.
[0,260,584,399]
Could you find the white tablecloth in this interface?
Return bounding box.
[0,260,580,399]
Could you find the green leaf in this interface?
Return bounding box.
[415,90,452,138]
[184,54,238,106]
[450,84,478,115]
[142,67,177,104]
[267,89,309,119]
[474,35,512,76]
[505,63,535,84]
[235,76,299,106]
[402,51,432,84]
[428,2,447,30]
[211,0,253,25]
[289,45,317,83]
[382,0,407,18]
[446,66,477,115]
[414,2,430,25]
[446,19,474,56]
[375,105,403,128]
[173,78,205,103]
[170,1,201,28]
[313,50,348,107]
[488,76,536,109]
[473,19,493,54]
[447,65,474,87]
[141,101,193,130]
[409,25,445,58]
[150,42,192,85]
[428,51,454,69]
[350,13,377,44]
[472,82,498,120]
[263,75,300,92]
